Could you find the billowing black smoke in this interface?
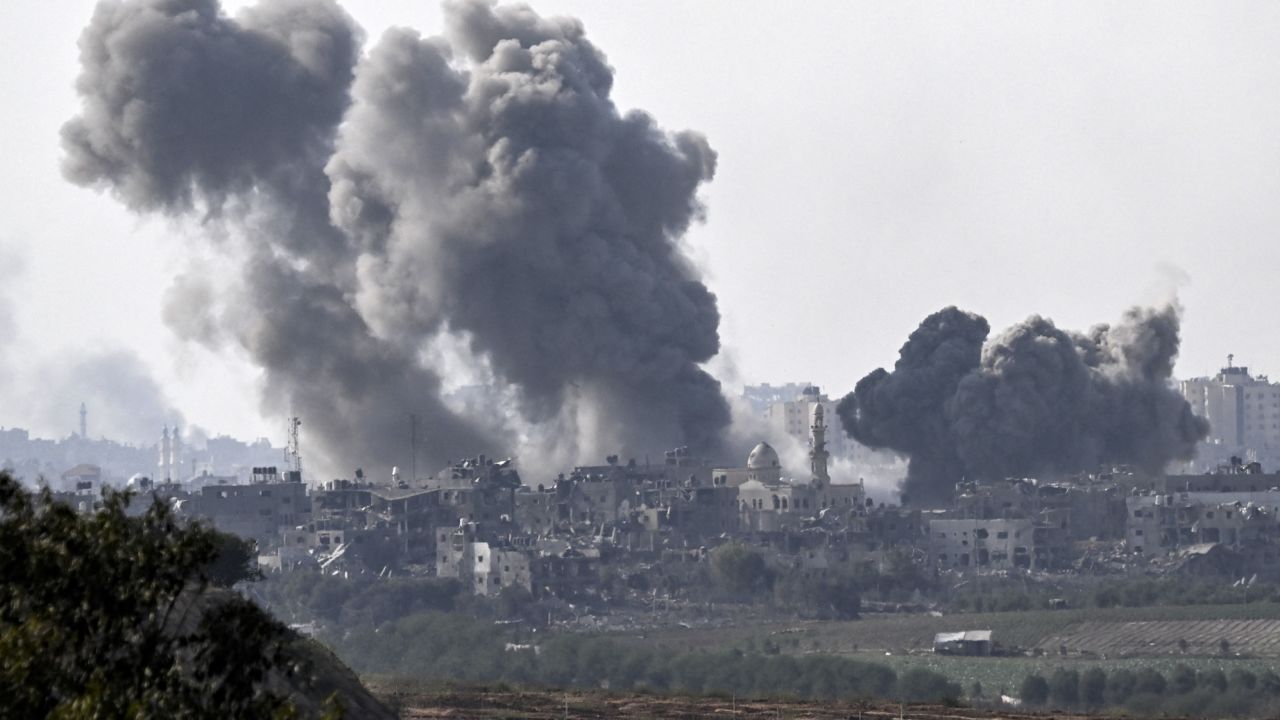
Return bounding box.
[838,305,1209,506]
[62,0,726,477]
[326,1,726,461]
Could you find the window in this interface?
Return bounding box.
[997,531,1008,539]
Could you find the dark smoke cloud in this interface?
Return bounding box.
[63,0,726,477]
[62,0,491,478]
[327,0,726,460]
[838,304,1209,506]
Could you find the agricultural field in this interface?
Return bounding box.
[1036,618,1280,657]
[619,603,1280,658]
[876,655,1280,699]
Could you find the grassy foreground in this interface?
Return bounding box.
[368,683,1114,720]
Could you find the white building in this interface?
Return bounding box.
[1181,360,1280,462]
[764,385,851,457]
[732,405,865,532]
[435,523,533,597]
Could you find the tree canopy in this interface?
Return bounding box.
[0,471,325,718]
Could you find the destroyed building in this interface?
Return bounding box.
[926,517,1070,571]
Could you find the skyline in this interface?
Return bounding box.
[2,0,1279,452]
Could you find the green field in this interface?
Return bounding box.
[602,603,1280,698]
[876,655,1280,698]
[625,604,1280,658]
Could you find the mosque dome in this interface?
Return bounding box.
[746,442,780,470]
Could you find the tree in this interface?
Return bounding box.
[1134,668,1167,695]
[1171,664,1197,694]
[1020,674,1049,706]
[898,668,961,703]
[1081,668,1107,709]
[207,531,263,587]
[1048,669,1080,709]
[0,471,314,718]
[710,543,771,596]
[1198,668,1228,693]
[1105,668,1136,705]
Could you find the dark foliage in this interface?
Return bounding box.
[0,471,321,718]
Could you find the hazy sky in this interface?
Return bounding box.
[2,0,1278,445]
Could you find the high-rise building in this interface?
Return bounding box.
[764,385,850,457]
[1181,358,1280,459]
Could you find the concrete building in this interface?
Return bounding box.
[436,523,534,597]
[181,472,310,548]
[60,463,101,494]
[926,518,1070,571]
[1181,361,1280,465]
[1126,490,1280,555]
[764,385,851,458]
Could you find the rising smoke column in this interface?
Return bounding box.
[61,0,492,477]
[838,304,1209,505]
[62,0,728,476]
[837,307,989,505]
[327,0,728,461]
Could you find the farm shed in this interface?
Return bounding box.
[933,630,992,656]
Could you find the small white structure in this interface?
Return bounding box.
[933,630,993,656]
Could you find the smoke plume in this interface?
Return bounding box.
[62,0,726,478]
[838,304,1209,505]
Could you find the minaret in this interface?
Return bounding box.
[79,402,87,439]
[171,426,183,482]
[159,426,171,483]
[810,403,830,487]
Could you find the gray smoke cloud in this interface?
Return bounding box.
[838,304,1209,505]
[31,350,186,445]
[62,0,491,478]
[62,0,726,478]
[327,0,726,463]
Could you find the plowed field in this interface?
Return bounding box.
[1037,618,1280,657]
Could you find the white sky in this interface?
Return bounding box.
[2,0,1279,444]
